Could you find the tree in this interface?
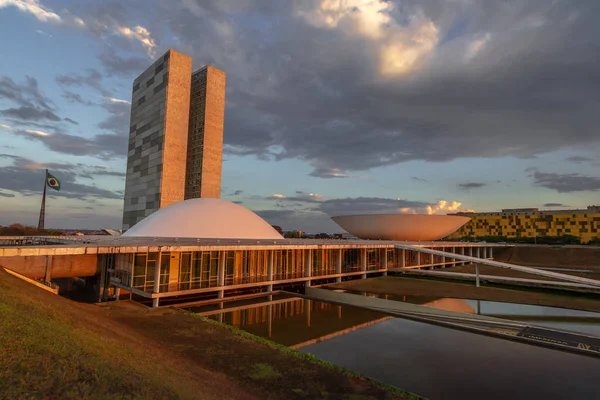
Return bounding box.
[271,225,283,235]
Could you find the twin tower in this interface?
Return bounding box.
[122,50,226,230]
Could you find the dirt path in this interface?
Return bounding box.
[327,276,600,313]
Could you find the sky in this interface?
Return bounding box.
[0,0,599,233]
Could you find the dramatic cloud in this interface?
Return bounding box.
[0,75,54,110]
[0,154,123,199]
[97,97,130,136]
[256,195,473,231]
[1,0,157,57]
[458,182,486,190]
[0,106,61,122]
[56,68,109,96]
[531,170,600,193]
[543,203,568,207]
[165,0,600,177]
[268,191,324,203]
[0,0,61,23]
[98,47,149,76]
[5,127,126,160]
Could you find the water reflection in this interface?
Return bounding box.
[189,293,600,399]
[187,294,389,348]
[337,289,600,337]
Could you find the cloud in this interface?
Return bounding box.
[231,190,243,196]
[23,129,49,137]
[465,33,491,60]
[5,127,126,160]
[61,90,94,106]
[64,117,78,125]
[2,0,157,58]
[104,97,130,105]
[56,68,109,96]
[0,75,54,110]
[412,177,428,183]
[458,182,486,190]
[295,0,439,77]
[97,97,130,135]
[164,0,600,178]
[531,170,600,193]
[0,0,61,23]
[98,47,149,76]
[308,166,360,179]
[566,156,594,164]
[116,26,156,58]
[0,154,123,200]
[543,203,567,207]
[256,195,473,232]
[0,106,61,122]
[35,29,52,38]
[0,190,16,198]
[269,193,286,200]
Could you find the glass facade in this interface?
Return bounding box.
[109,245,486,301]
[122,51,172,229]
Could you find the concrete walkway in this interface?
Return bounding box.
[396,244,600,289]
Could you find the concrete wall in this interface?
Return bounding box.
[494,246,600,268]
[0,254,98,280]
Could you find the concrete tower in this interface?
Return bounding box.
[122,49,226,230]
[185,66,227,199]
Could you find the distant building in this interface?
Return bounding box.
[449,206,600,243]
[122,49,226,230]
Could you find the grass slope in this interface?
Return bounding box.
[0,269,249,400]
[0,269,421,399]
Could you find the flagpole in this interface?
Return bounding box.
[37,169,47,230]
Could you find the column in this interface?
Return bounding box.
[429,252,434,268]
[489,247,494,259]
[152,256,160,307]
[98,255,107,302]
[399,249,406,268]
[336,248,342,283]
[451,247,457,267]
[476,247,481,259]
[44,255,53,282]
[304,249,312,288]
[458,247,464,266]
[361,248,367,279]
[483,247,488,259]
[382,248,388,276]
[217,251,226,299]
[267,250,274,292]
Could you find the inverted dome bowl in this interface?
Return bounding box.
[331,214,470,241]
[123,198,283,240]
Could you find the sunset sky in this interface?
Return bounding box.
[1,0,599,232]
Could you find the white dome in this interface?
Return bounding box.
[123,198,284,239]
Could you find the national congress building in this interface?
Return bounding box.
[122,49,226,230]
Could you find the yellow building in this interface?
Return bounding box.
[448,206,600,243]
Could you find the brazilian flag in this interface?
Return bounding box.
[46,172,61,191]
